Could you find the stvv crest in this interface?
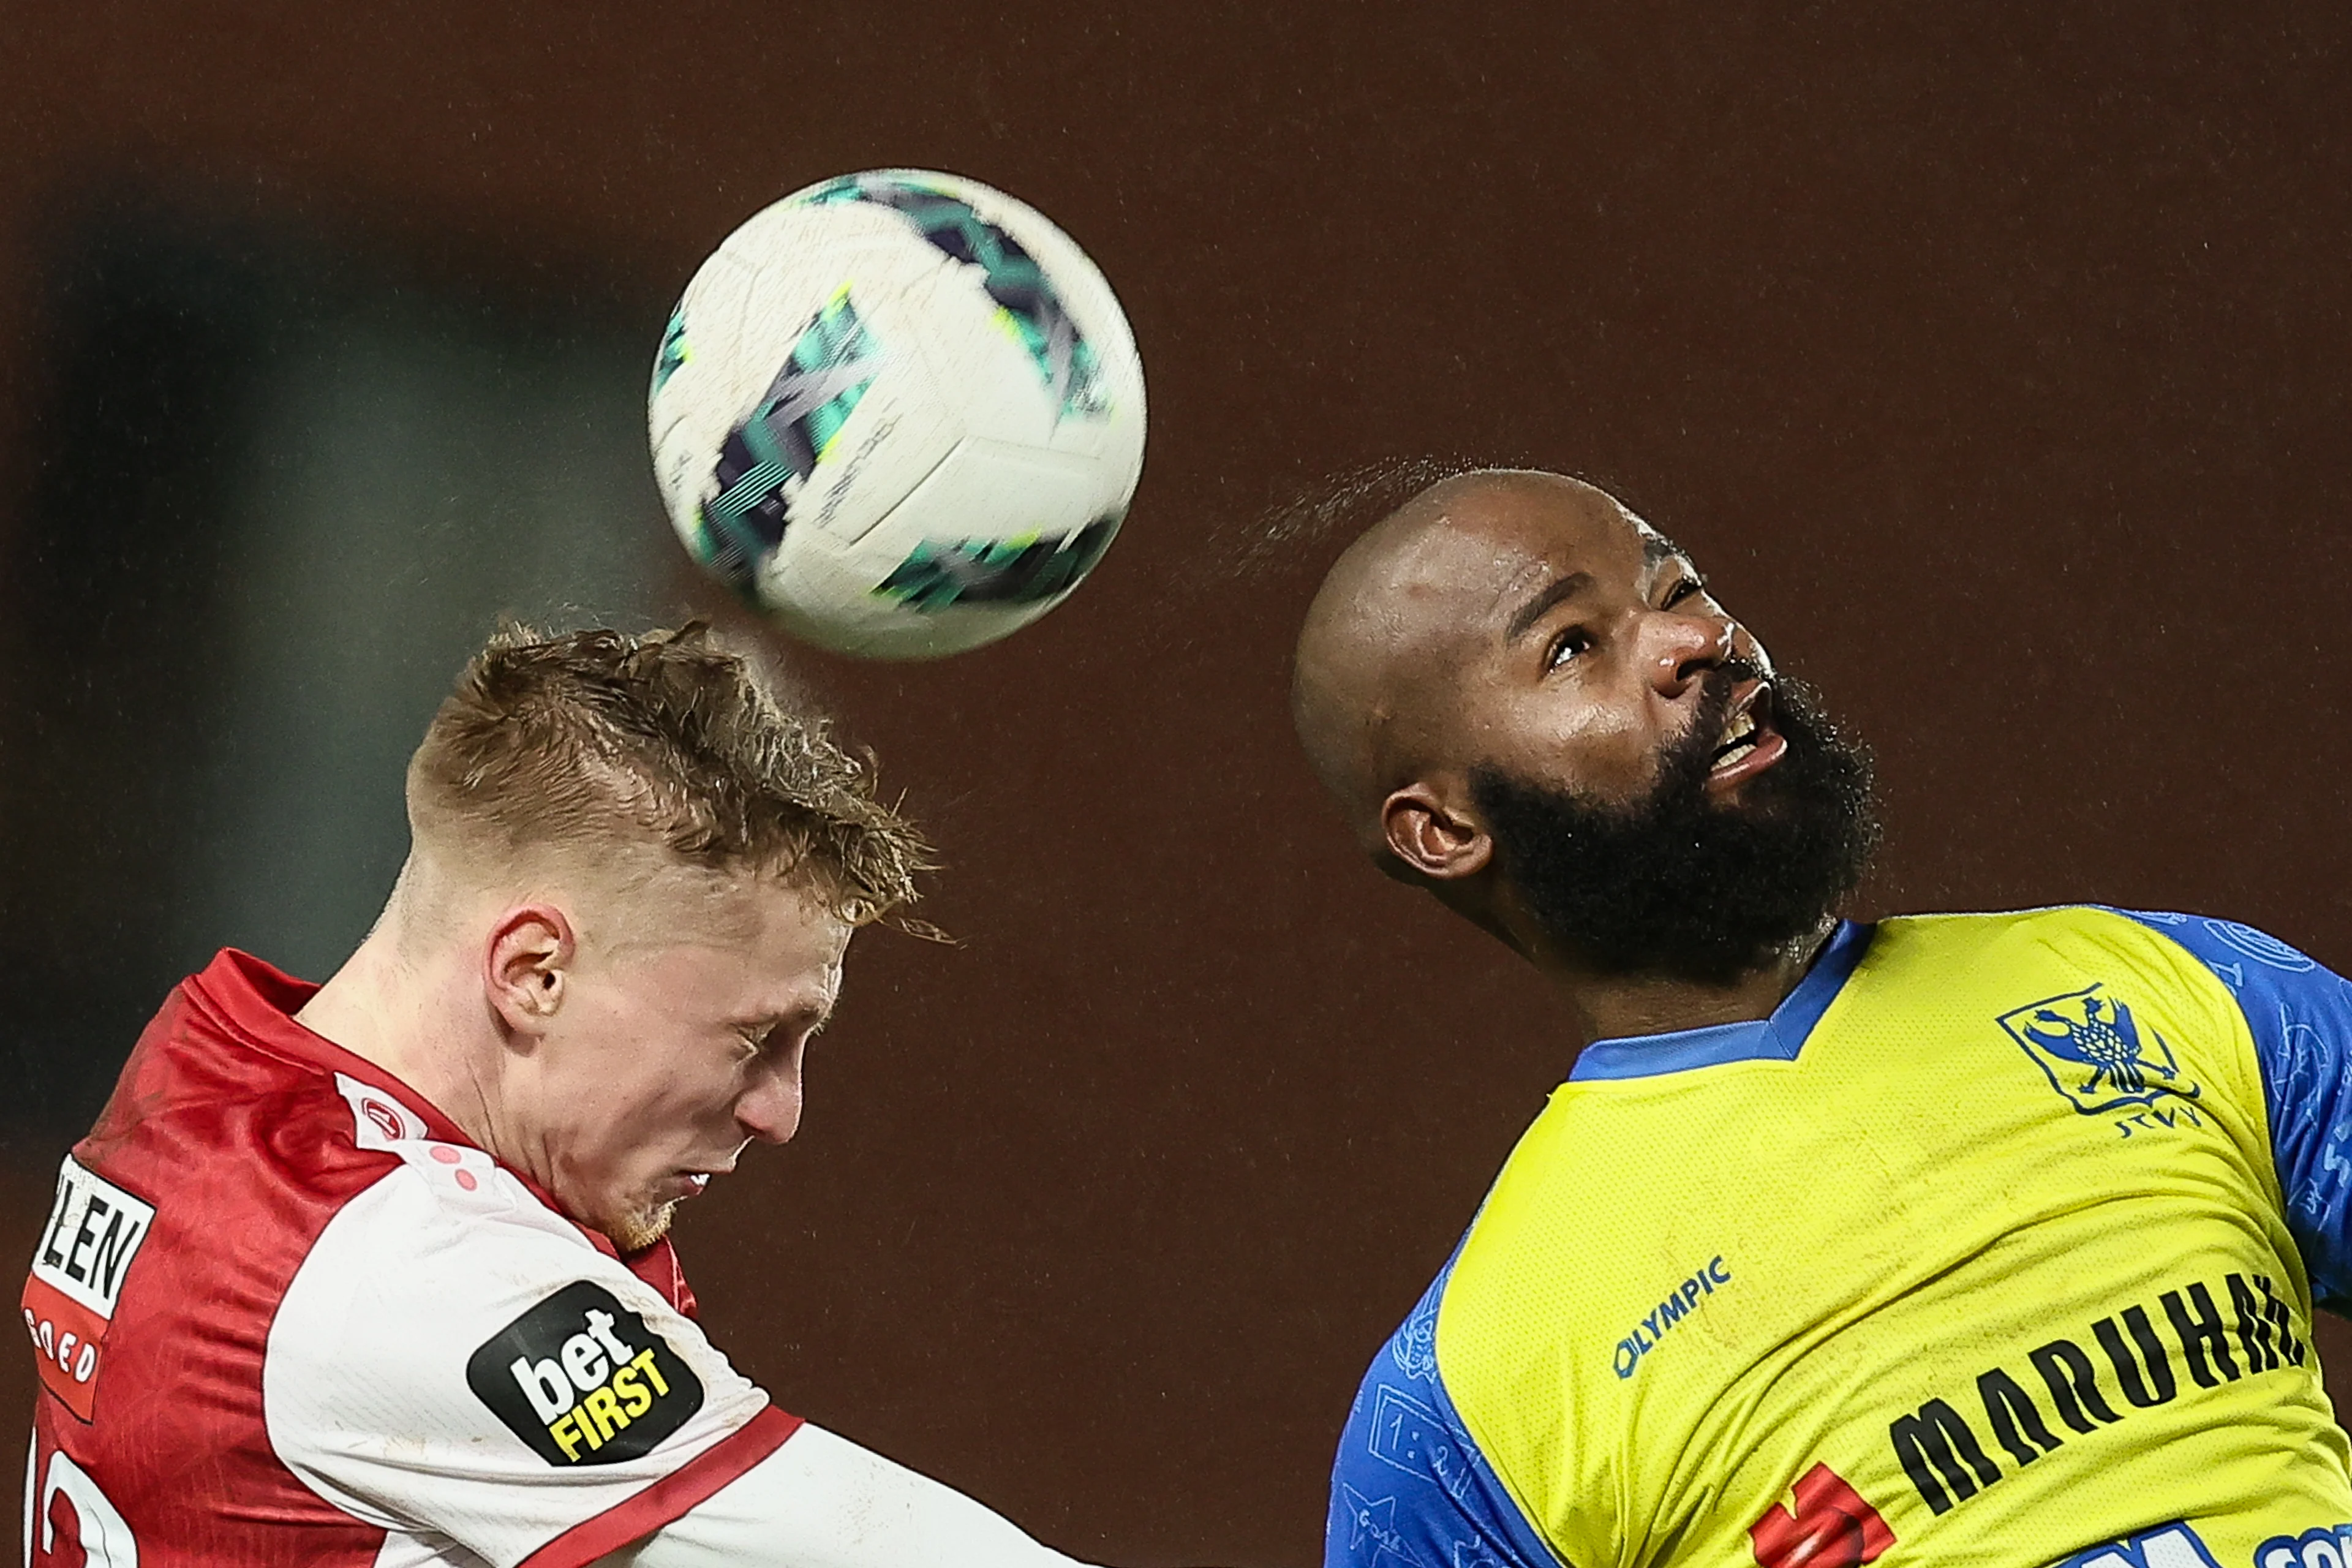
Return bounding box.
[1999,984,2200,1115]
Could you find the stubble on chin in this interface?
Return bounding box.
[605,1200,677,1254]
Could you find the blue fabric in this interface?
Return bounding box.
[2117,910,2352,1310]
[1324,1259,1562,1568]
[1569,919,1876,1083]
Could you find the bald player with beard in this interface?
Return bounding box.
[1293,470,2352,1567]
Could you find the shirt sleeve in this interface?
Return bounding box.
[601,1424,1090,1567]
[263,1147,782,1568]
[1325,1269,1564,1568]
[2119,909,2352,1308]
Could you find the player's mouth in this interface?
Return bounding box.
[1705,682,1788,793]
[662,1169,722,1202]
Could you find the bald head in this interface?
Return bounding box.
[1291,469,1650,845]
[1287,469,1874,984]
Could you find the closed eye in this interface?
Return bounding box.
[739,1012,824,1059]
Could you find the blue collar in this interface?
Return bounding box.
[1567,920,1877,1083]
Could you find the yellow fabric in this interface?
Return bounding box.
[1436,907,2351,1566]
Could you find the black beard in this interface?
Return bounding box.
[1469,669,1880,987]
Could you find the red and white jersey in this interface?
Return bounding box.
[20,949,800,1568]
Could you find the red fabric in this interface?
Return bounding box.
[30,951,409,1564]
[23,950,722,1564]
[627,1238,700,1321]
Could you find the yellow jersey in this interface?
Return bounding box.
[1324,907,2352,1567]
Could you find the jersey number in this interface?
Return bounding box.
[26,1449,137,1568]
[1751,1463,1894,1568]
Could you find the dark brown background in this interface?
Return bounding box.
[4,3,2352,1562]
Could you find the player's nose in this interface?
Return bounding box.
[734,1062,803,1145]
[1648,606,1736,698]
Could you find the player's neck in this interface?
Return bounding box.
[296,928,500,1146]
[1543,921,1837,1044]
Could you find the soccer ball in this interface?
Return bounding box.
[647,169,1147,659]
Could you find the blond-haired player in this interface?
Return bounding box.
[23,624,1104,1567]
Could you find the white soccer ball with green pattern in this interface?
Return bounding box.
[647,169,1147,659]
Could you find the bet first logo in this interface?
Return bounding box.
[466,1281,703,1465]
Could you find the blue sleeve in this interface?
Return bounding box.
[2118,910,2352,1309]
[1325,1268,1564,1568]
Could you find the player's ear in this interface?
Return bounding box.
[1379,782,1493,882]
[484,905,576,1036]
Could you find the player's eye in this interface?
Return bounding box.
[1546,626,1595,671]
[1663,575,1706,608]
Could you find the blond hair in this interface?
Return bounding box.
[406,622,933,929]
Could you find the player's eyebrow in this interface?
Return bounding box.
[1643,532,1692,572]
[1504,536,1696,643]
[1506,572,1594,643]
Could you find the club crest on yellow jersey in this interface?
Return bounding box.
[2000,983,2200,1114]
